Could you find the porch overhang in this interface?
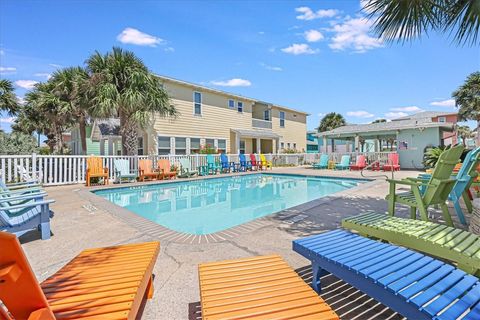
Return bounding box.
[231,129,282,139]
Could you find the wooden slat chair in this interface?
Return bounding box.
[249,154,260,171]
[114,159,138,184]
[312,154,329,169]
[178,158,198,178]
[259,154,272,170]
[334,155,350,170]
[157,159,177,180]
[342,212,480,275]
[293,230,480,320]
[386,144,464,226]
[138,159,160,182]
[198,255,339,320]
[349,155,367,171]
[85,156,109,187]
[382,153,400,171]
[0,231,160,320]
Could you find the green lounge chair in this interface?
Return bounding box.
[113,159,137,183]
[178,158,198,178]
[386,144,464,226]
[335,155,350,170]
[206,154,221,175]
[312,154,329,169]
[342,212,480,275]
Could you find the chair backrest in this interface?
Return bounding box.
[388,153,399,165]
[206,154,215,165]
[179,158,191,171]
[114,159,130,175]
[424,145,464,204]
[319,154,329,165]
[340,155,350,166]
[0,231,55,319]
[87,156,104,174]
[456,147,480,181]
[220,153,228,164]
[356,155,366,166]
[260,154,267,163]
[138,159,154,174]
[239,153,247,164]
[249,154,257,165]
[157,159,172,174]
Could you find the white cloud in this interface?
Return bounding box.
[385,111,408,119]
[0,66,16,74]
[16,96,25,105]
[430,99,456,107]
[34,73,52,79]
[295,7,338,20]
[281,43,318,55]
[117,27,164,47]
[390,106,423,112]
[49,63,63,68]
[0,117,15,124]
[329,17,383,53]
[304,30,324,42]
[347,110,375,118]
[14,80,38,90]
[260,62,282,71]
[210,78,252,87]
[164,47,175,52]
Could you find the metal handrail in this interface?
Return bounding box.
[360,160,394,180]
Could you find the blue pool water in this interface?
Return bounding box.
[94,174,366,235]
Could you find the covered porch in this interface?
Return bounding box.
[230,129,281,154]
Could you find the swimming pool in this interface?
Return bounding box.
[94,174,366,235]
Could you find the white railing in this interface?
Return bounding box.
[252,118,272,129]
[0,152,394,186]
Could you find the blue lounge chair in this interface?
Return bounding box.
[293,230,480,320]
[335,155,350,170]
[113,159,138,183]
[312,154,329,169]
[206,154,221,175]
[238,153,251,171]
[0,194,54,240]
[220,153,237,173]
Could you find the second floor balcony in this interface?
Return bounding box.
[252,118,272,129]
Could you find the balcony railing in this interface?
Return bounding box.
[252,118,272,129]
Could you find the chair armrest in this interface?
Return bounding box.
[0,192,46,203]
[0,186,43,194]
[386,179,424,186]
[1,199,54,211]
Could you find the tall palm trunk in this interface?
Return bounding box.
[120,112,139,155]
[477,119,480,147]
[79,114,87,155]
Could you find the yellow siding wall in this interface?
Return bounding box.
[271,108,307,152]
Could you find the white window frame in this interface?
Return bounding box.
[158,136,171,155]
[279,111,285,127]
[293,143,296,150]
[190,138,201,154]
[264,110,270,121]
[137,137,144,155]
[280,142,284,149]
[218,139,227,153]
[438,116,446,123]
[175,137,187,155]
[228,99,235,109]
[237,101,243,113]
[193,91,202,116]
[239,140,246,154]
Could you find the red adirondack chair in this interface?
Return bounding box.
[350,155,367,171]
[249,154,259,171]
[383,153,400,171]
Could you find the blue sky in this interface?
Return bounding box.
[1,0,478,132]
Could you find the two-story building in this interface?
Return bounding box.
[70,75,308,155]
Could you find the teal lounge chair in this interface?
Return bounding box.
[206,154,221,175]
[114,159,137,183]
[312,154,329,169]
[178,158,198,178]
[335,155,350,170]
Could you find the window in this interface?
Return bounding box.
[293,143,296,150]
[175,137,186,155]
[158,136,171,155]
[138,137,144,155]
[438,116,446,123]
[228,99,235,109]
[264,110,270,121]
[279,111,285,127]
[205,138,215,150]
[190,138,200,153]
[194,92,202,115]
[287,143,290,149]
[280,142,284,150]
[218,139,226,153]
[237,101,243,113]
[239,140,246,154]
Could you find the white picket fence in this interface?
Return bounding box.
[0,152,394,186]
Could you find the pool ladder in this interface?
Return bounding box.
[360,160,395,180]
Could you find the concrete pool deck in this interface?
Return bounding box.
[20,167,469,320]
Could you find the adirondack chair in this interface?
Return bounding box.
[15,164,42,183]
[85,156,109,187]
[220,153,237,173]
[206,154,221,174]
[238,153,251,171]
[383,153,400,171]
[113,159,137,183]
[138,159,161,181]
[342,212,480,275]
[178,158,198,178]
[0,195,54,240]
[335,155,350,170]
[387,144,464,226]
[350,155,367,171]
[293,230,480,320]
[312,154,329,169]
[157,159,177,179]
[199,255,339,319]
[249,154,259,171]
[0,179,43,196]
[0,231,160,320]
[259,154,273,170]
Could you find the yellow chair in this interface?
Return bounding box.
[259,154,273,170]
[86,156,109,187]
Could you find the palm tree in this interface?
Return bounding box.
[453,71,480,146]
[86,47,177,155]
[457,125,475,146]
[318,112,346,152]
[363,0,480,45]
[0,79,19,115]
[50,67,90,154]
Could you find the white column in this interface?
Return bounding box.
[323,137,328,153]
[235,133,240,154]
[354,135,360,152]
[256,138,261,153]
[186,138,191,155]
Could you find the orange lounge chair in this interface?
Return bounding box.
[198,255,339,320]
[349,155,367,171]
[382,153,400,171]
[85,156,109,187]
[157,159,177,180]
[0,231,160,320]
[138,159,161,181]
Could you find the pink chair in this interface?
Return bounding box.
[350,155,367,171]
[383,153,400,171]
